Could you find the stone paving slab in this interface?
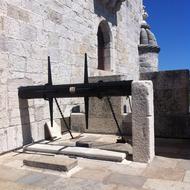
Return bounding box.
[0,179,44,190]
[104,173,147,189]
[60,147,126,162]
[115,186,149,190]
[16,172,60,188]
[108,163,145,176]
[149,156,178,169]
[0,165,30,182]
[72,168,110,182]
[176,159,190,170]
[23,155,78,171]
[142,166,185,181]
[24,144,65,154]
[46,177,116,190]
[73,157,146,176]
[143,179,190,190]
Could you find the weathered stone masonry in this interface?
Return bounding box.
[0,0,143,153]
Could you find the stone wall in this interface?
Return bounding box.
[86,75,131,135]
[70,75,132,135]
[141,70,190,138]
[139,51,159,73]
[0,0,142,153]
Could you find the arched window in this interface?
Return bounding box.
[97,21,111,71]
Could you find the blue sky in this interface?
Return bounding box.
[143,0,190,70]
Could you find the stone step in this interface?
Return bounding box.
[23,155,78,172]
[24,144,65,154]
[25,144,126,162]
[60,147,126,162]
[93,142,132,155]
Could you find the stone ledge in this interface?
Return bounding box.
[23,155,78,172]
[24,143,126,162]
[61,147,126,162]
[24,144,65,154]
[138,45,160,54]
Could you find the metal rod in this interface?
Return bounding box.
[127,96,132,112]
[54,98,74,139]
[18,80,132,99]
[106,97,125,142]
[84,96,89,129]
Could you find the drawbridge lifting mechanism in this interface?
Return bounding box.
[18,54,132,143]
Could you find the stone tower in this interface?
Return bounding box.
[139,6,160,73]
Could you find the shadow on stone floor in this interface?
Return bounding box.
[155,138,190,160]
[19,99,33,146]
[126,137,190,160]
[118,136,190,161]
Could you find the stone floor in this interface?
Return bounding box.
[0,133,190,190]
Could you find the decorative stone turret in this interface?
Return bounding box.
[101,0,126,12]
[139,6,160,73]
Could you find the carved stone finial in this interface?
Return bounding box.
[142,6,148,21]
[141,6,150,29]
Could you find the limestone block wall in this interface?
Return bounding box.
[0,0,142,153]
[86,75,130,134]
[139,52,159,73]
[141,70,190,138]
[114,0,142,79]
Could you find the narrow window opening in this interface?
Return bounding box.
[98,26,105,70]
[97,21,111,71]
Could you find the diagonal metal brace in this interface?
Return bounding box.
[54,98,74,139]
[106,96,126,143]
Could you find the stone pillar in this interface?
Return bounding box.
[132,81,154,163]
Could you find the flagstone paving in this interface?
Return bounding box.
[0,137,190,189]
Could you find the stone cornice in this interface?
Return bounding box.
[138,45,161,54]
